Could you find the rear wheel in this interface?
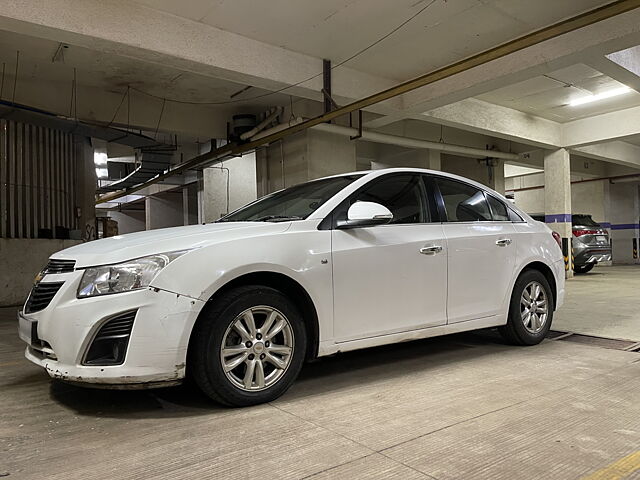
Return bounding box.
[574,263,594,274]
[499,269,554,346]
[190,286,307,407]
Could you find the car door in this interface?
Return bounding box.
[432,176,517,324]
[331,173,447,342]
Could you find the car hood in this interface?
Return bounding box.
[51,222,291,268]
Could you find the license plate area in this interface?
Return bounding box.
[18,313,38,346]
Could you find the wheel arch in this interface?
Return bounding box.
[518,261,558,310]
[188,271,320,362]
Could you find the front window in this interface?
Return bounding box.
[219,175,363,222]
[351,174,428,224]
[435,177,492,222]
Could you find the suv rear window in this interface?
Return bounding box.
[572,215,600,227]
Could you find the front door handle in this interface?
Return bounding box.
[496,238,512,247]
[420,245,443,255]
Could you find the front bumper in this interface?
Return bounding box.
[19,270,204,387]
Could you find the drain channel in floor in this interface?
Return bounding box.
[547,330,640,352]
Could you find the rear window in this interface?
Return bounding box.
[572,215,600,227]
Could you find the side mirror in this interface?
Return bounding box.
[337,201,393,229]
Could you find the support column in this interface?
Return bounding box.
[199,153,258,223]
[263,129,356,194]
[145,192,183,230]
[608,183,640,264]
[544,148,573,278]
[426,150,441,170]
[490,159,505,195]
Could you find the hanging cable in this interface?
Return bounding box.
[11,50,20,105]
[127,0,440,106]
[73,67,78,121]
[154,97,166,139]
[0,62,5,100]
[126,85,131,131]
[107,88,129,127]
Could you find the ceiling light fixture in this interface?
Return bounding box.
[569,86,632,107]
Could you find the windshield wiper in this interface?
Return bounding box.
[253,215,302,222]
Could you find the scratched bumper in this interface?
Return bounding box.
[20,271,204,386]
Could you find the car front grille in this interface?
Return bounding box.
[84,310,137,366]
[24,282,64,314]
[45,259,76,274]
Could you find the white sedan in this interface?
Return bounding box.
[19,168,565,406]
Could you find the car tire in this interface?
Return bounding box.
[189,285,307,407]
[573,263,594,274]
[499,269,554,346]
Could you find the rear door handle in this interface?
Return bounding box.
[496,238,512,247]
[420,245,443,255]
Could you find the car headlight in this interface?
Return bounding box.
[77,250,191,298]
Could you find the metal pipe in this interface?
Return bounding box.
[312,123,519,160]
[239,107,283,140]
[250,117,305,142]
[96,0,640,204]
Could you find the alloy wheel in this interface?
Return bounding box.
[520,281,549,334]
[220,306,294,391]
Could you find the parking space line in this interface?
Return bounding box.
[581,451,640,480]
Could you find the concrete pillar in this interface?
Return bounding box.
[199,153,258,223]
[307,129,357,180]
[426,150,441,170]
[490,159,505,195]
[73,136,97,241]
[145,192,183,230]
[608,183,640,265]
[544,148,573,278]
[262,129,356,194]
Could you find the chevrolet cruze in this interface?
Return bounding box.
[18,168,565,406]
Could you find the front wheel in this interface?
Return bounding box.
[190,286,307,407]
[574,263,594,274]
[499,270,554,346]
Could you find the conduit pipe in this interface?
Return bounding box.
[96,0,640,204]
[240,107,284,140]
[312,123,519,160]
[251,117,305,142]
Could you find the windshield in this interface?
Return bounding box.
[218,174,363,222]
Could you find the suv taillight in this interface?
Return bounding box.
[573,229,598,237]
[552,231,562,251]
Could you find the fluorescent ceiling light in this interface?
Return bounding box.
[569,86,632,107]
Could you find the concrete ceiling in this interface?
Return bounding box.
[476,64,640,122]
[0,29,291,108]
[131,0,611,81]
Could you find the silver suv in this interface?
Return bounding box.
[571,214,611,274]
[530,213,611,274]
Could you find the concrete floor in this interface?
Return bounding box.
[554,265,640,341]
[2,267,640,479]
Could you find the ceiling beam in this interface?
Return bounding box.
[571,140,640,168]
[563,104,640,146]
[421,98,562,149]
[365,6,640,129]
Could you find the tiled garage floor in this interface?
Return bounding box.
[1,267,640,479]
